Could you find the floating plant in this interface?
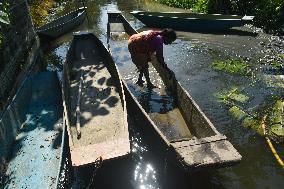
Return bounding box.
[215,87,249,105]
[271,61,282,69]
[229,106,263,135]
[267,99,284,143]
[212,59,251,76]
[228,98,284,143]
[215,87,284,142]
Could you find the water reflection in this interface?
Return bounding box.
[134,162,158,189]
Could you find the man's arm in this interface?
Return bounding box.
[155,41,175,79]
[156,44,168,68]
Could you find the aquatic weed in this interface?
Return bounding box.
[267,99,284,142]
[228,97,284,142]
[271,61,283,71]
[229,105,263,135]
[215,87,249,105]
[212,59,251,76]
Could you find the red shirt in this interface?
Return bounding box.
[128,30,163,57]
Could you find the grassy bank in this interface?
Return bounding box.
[154,0,284,34]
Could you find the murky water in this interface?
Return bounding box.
[44,0,284,188]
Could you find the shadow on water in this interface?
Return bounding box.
[213,28,258,37]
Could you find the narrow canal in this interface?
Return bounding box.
[45,0,284,188]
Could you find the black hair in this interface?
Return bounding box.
[160,28,177,41]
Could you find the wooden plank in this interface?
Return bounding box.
[173,140,242,168]
[171,135,227,148]
[70,138,130,167]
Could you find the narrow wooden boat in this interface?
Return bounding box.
[37,7,87,39]
[130,10,254,31]
[0,71,67,188]
[62,32,130,167]
[107,11,242,171]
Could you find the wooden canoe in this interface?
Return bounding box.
[130,10,254,31]
[37,7,87,39]
[0,71,67,188]
[107,11,242,171]
[62,32,130,167]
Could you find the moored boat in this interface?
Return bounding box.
[0,71,66,188]
[130,10,254,31]
[62,32,130,167]
[107,11,242,171]
[37,7,87,39]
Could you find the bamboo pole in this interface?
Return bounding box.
[76,71,84,139]
[261,115,284,168]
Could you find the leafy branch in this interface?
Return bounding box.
[0,2,10,46]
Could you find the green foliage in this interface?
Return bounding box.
[154,0,284,34]
[155,0,209,12]
[0,2,10,46]
[29,0,54,27]
[0,2,9,25]
[211,59,250,76]
[230,0,283,33]
[0,10,9,25]
[193,0,208,12]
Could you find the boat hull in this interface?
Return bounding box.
[131,11,254,31]
[62,32,130,167]
[37,7,87,39]
[107,11,242,171]
[0,71,66,188]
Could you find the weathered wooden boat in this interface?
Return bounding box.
[62,32,130,167]
[37,7,87,39]
[0,71,67,188]
[107,11,242,171]
[130,10,254,31]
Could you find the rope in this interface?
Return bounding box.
[261,115,284,168]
